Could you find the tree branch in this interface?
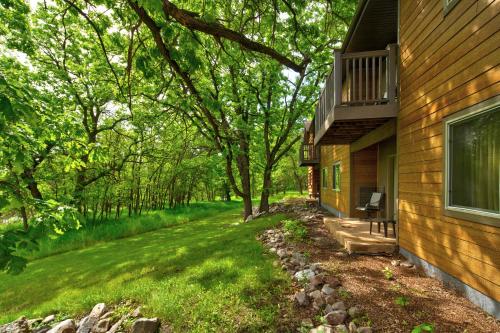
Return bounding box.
[161,0,307,73]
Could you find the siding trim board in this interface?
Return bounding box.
[400,247,500,319]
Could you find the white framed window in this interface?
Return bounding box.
[443,0,460,15]
[332,162,341,191]
[444,96,500,225]
[322,167,328,188]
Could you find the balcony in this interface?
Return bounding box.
[299,143,319,166]
[314,44,399,145]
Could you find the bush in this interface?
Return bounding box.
[282,219,307,241]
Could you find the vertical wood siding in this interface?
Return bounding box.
[399,0,500,301]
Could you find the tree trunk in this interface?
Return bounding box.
[23,169,43,200]
[259,166,272,213]
[20,206,28,231]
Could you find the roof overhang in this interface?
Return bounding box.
[341,0,398,53]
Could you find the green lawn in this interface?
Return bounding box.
[0,205,293,332]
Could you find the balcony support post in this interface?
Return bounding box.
[387,43,398,103]
[334,49,342,107]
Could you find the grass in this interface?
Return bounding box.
[0,203,293,332]
[29,201,242,259]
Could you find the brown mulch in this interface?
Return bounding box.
[282,203,500,333]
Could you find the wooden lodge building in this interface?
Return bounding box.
[299,0,500,317]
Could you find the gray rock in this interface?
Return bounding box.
[321,284,335,295]
[348,306,362,318]
[309,290,323,300]
[294,269,315,281]
[131,307,142,318]
[0,317,30,333]
[310,325,334,333]
[324,304,333,314]
[76,303,107,333]
[28,318,43,327]
[401,261,414,268]
[100,312,114,320]
[329,277,341,288]
[325,295,336,305]
[277,249,288,258]
[47,319,76,333]
[312,296,325,310]
[294,291,309,306]
[334,325,348,333]
[131,318,160,333]
[308,276,323,291]
[331,301,346,311]
[292,252,307,265]
[33,327,51,333]
[76,316,92,333]
[89,303,107,318]
[42,315,56,325]
[357,328,372,333]
[93,318,111,333]
[245,215,254,223]
[324,310,347,326]
[391,260,401,267]
[310,263,322,272]
[348,322,357,333]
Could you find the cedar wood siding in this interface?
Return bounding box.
[320,145,351,216]
[398,0,500,301]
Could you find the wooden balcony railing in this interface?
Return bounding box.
[299,143,319,166]
[315,44,398,140]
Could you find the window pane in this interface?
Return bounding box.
[332,164,341,191]
[449,107,500,213]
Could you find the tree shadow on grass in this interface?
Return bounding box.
[0,210,288,325]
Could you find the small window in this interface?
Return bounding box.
[322,168,328,188]
[443,0,460,15]
[444,98,500,225]
[332,162,341,191]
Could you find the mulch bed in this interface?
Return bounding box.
[281,203,499,333]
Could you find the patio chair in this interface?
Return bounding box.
[356,192,383,218]
[356,192,384,231]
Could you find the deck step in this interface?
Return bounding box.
[324,217,397,254]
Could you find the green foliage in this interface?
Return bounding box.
[0,0,356,274]
[394,295,410,307]
[0,229,34,274]
[382,266,394,280]
[411,323,436,333]
[282,219,307,242]
[337,287,352,299]
[351,314,372,328]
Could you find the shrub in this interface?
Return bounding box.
[282,219,307,241]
